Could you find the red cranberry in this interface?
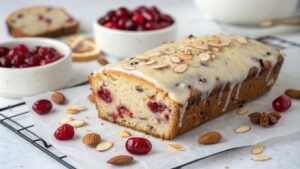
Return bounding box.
[272,95,292,112]
[104,22,118,29]
[116,7,130,17]
[145,22,158,30]
[124,20,137,30]
[117,106,133,118]
[159,21,171,29]
[125,137,152,155]
[0,47,9,56]
[160,14,173,23]
[135,6,148,13]
[54,124,74,140]
[0,57,11,67]
[32,99,52,115]
[14,44,29,55]
[97,87,112,103]
[25,56,39,67]
[141,9,155,22]
[132,14,145,25]
[117,17,129,29]
[150,6,161,15]
[11,54,25,68]
[147,101,167,113]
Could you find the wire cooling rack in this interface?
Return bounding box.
[0,36,299,169]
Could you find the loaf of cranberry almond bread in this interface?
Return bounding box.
[89,34,284,139]
[6,6,79,37]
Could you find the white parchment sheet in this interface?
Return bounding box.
[24,48,300,169]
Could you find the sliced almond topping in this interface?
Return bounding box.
[170,56,181,63]
[252,155,271,161]
[234,125,251,133]
[173,63,188,73]
[59,117,73,124]
[168,143,184,151]
[122,65,135,70]
[144,59,156,65]
[151,64,169,69]
[199,52,211,62]
[195,43,209,50]
[163,48,176,55]
[135,55,149,60]
[235,37,248,45]
[237,106,249,115]
[68,120,86,128]
[147,51,162,57]
[66,105,87,114]
[251,144,265,155]
[96,141,113,152]
[118,130,132,138]
[180,54,193,60]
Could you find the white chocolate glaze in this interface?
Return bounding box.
[95,34,282,127]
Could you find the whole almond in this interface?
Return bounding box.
[168,143,184,151]
[285,89,300,99]
[251,144,265,155]
[234,125,251,133]
[96,141,113,152]
[198,131,222,145]
[98,57,109,65]
[107,155,133,165]
[82,132,101,147]
[87,94,95,103]
[252,155,271,161]
[51,92,66,105]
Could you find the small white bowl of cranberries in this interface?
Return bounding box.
[93,6,177,57]
[0,38,72,98]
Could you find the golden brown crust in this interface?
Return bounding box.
[6,6,79,37]
[90,54,284,140]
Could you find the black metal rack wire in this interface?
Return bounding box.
[0,36,299,169]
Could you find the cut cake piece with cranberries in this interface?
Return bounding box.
[6,6,79,37]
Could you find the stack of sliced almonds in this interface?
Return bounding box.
[65,35,101,61]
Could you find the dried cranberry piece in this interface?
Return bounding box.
[141,9,155,22]
[104,22,118,29]
[145,22,158,30]
[0,57,11,67]
[147,101,167,113]
[116,7,130,17]
[0,47,10,56]
[150,6,161,15]
[159,21,171,29]
[117,17,129,30]
[272,95,292,112]
[124,20,137,30]
[117,106,133,118]
[32,99,52,115]
[125,137,152,155]
[160,14,173,23]
[54,124,74,140]
[11,54,25,68]
[132,14,145,25]
[97,87,112,103]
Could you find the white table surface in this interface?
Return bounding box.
[1,0,300,169]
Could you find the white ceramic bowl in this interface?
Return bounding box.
[0,38,72,98]
[93,21,178,58]
[194,0,298,24]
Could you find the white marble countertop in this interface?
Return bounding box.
[0,0,300,169]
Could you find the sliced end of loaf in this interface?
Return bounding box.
[89,70,181,139]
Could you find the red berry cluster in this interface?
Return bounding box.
[0,44,63,68]
[98,6,174,31]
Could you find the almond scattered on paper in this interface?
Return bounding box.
[168,143,184,151]
[285,88,300,99]
[251,144,265,155]
[97,57,109,65]
[51,92,66,105]
[198,131,222,145]
[87,94,95,103]
[237,106,249,115]
[96,141,113,152]
[234,125,251,133]
[118,130,132,138]
[82,132,101,147]
[66,104,87,114]
[59,117,73,124]
[107,155,134,165]
[68,120,86,128]
[252,155,271,161]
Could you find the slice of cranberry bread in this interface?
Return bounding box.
[89,34,284,139]
[6,6,79,37]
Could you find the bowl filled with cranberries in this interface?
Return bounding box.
[0,38,72,98]
[93,6,177,57]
